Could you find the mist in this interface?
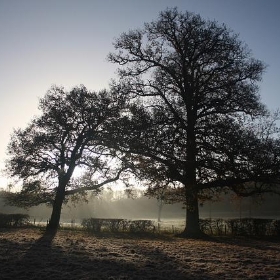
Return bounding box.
[1,190,280,225]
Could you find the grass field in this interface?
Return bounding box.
[0,227,280,279]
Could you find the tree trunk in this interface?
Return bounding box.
[182,190,204,238]
[46,183,66,234]
[180,98,205,238]
[157,199,163,222]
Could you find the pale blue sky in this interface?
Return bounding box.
[0,0,279,187]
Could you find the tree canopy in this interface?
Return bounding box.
[108,8,280,237]
[5,85,128,232]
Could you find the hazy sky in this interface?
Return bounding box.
[0,0,279,187]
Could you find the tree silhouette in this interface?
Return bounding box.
[5,85,128,233]
[109,8,280,237]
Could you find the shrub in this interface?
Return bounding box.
[224,218,276,236]
[81,218,155,233]
[199,219,212,235]
[129,220,154,233]
[199,218,280,236]
[271,220,280,235]
[105,219,126,232]
[81,218,103,232]
[199,219,227,235]
[0,213,30,228]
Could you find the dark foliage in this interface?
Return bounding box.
[4,85,129,233]
[108,7,280,237]
[200,218,280,236]
[0,213,30,228]
[81,218,155,233]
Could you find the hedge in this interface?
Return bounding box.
[199,218,280,236]
[81,218,155,233]
[0,213,30,228]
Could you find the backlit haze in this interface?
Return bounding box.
[1,0,280,188]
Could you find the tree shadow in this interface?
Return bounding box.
[86,230,176,241]
[0,228,218,279]
[208,235,280,252]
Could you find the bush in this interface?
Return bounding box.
[225,218,272,236]
[0,213,30,228]
[200,219,226,235]
[81,217,280,236]
[81,218,155,233]
[199,219,212,234]
[199,218,280,236]
[226,218,251,236]
[81,218,104,232]
[106,219,126,232]
[129,220,154,233]
[271,220,280,235]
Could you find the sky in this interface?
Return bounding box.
[0,0,279,188]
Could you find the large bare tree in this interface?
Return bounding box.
[108,8,280,237]
[5,85,128,233]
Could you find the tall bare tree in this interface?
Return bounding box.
[5,85,128,233]
[109,8,280,237]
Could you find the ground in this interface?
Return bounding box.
[0,228,280,279]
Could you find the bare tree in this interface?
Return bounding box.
[5,85,128,233]
[108,8,280,237]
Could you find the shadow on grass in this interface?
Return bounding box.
[204,234,280,253]
[83,230,177,242]
[5,227,280,280]
[0,227,218,280]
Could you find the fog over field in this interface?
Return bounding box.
[1,190,280,226]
